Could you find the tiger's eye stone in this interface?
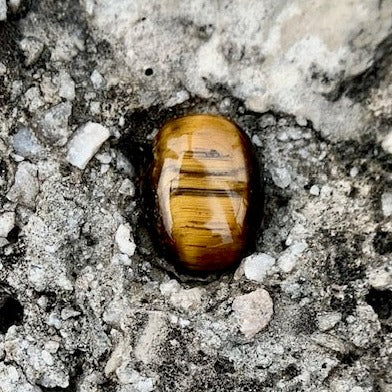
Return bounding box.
[151,114,261,272]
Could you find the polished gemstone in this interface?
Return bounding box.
[151,114,261,272]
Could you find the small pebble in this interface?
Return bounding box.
[90,101,101,115]
[165,90,190,107]
[0,0,6,21]
[0,62,6,75]
[232,288,273,338]
[170,287,204,312]
[0,212,15,237]
[309,185,320,196]
[6,162,39,208]
[41,350,54,366]
[317,312,342,332]
[251,134,263,147]
[368,266,392,290]
[381,131,392,155]
[119,179,135,197]
[115,224,136,257]
[44,341,60,354]
[271,167,291,189]
[19,37,44,66]
[116,151,135,176]
[38,102,73,146]
[61,307,81,320]
[90,70,105,89]
[278,242,307,273]
[160,280,181,296]
[350,167,359,178]
[96,152,112,164]
[24,87,44,112]
[259,114,276,128]
[295,116,307,126]
[47,312,62,329]
[59,70,76,101]
[67,122,110,169]
[381,192,392,217]
[243,253,276,282]
[12,127,42,158]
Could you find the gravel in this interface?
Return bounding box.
[0,0,391,391]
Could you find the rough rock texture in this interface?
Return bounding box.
[0,1,391,391]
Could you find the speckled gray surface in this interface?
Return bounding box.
[0,1,392,391]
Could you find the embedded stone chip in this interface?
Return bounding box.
[232,288,273,338]
[6,162,39,208]
[243,253,276,282]
[0,0,7,21]
[0,212,15,238]
[67,122,110,169]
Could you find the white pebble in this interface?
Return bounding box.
[243,253,276,282]
[0,238,9,248]
[111,253,132,266]
[47,312,62,329]
[59,70,76,101]
[0,0,6,21]
[309,185,320,196]
[165,90,190,107]
[0,62,6,75]
[0,212,15,237]
[320,185,333,198]
[381,131,392,155]
[90,70,105,89]
[67,122,110,169]
[251,134,263,147]
[232,289,273,338]
[350,167,359,178]
[317,312,341,332]
[278,242,307,273]
[41,350,54,366]
[61,307,81,320]
[119,179,135,197]
[44,340,60,354]
[381,192,392,217]
[96,152,112,164]
[368,267,392,290]
[271,167,291,189]
[170,287,204,312]
[160,279,181,296]
[12,127,41,158]
[295,116,307,126]
[24,87,44,112]
[90,101,101,115]
[115,224,136,257]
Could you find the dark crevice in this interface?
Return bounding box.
[373,230,392,255]
[6,225,20,244]
[366,288,392,319]
[0,287,24,333]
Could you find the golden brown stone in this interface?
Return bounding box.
[151,114,261,272]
